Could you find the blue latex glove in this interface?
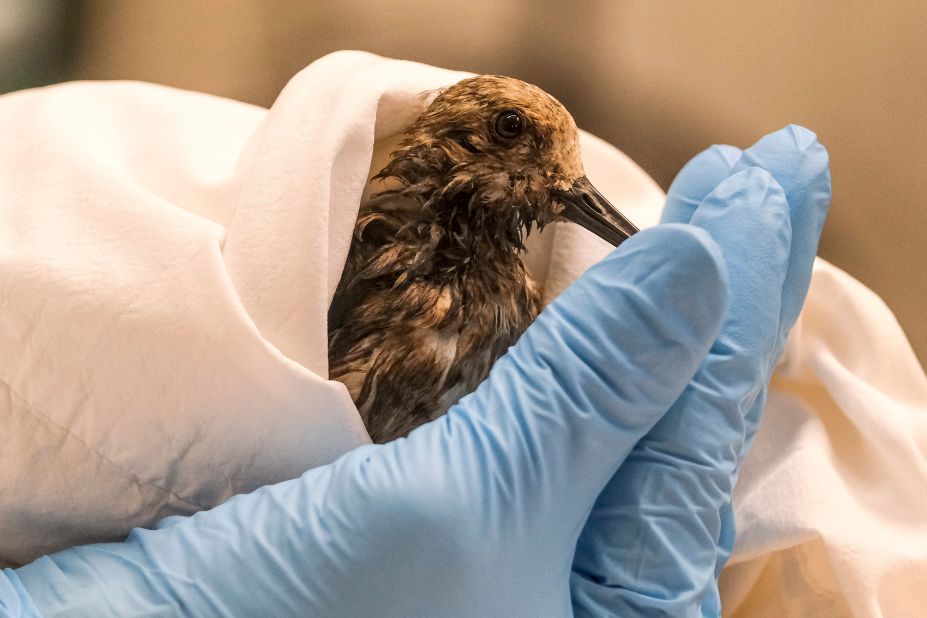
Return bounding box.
[3,223,729,617]
[571,126,831,617]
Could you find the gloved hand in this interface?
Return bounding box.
[571,125,831,616]
[0,127,827,618]
[2,225,729,617]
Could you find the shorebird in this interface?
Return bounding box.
[329,75,638,443]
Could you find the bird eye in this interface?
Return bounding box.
[493,110,523,139]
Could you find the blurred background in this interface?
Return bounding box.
[2,0,925,366]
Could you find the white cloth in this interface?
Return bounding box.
[0,51,924,615]
[721,262,927,616]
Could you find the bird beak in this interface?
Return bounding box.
[554,176,639,247]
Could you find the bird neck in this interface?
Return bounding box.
[367,147,535,279]
[434,191,529,252]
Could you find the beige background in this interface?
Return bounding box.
[62,0,926,366]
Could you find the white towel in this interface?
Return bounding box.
[721,262,927,616]
[0,51,924,615]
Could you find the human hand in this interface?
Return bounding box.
[4,228,731,616]
[571,126,831,616]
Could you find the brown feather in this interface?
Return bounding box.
[328,75,586,443]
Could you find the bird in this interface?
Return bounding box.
[328,75,639,443]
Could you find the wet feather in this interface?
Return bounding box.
[328,75,631,443]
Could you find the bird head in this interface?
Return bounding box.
[375,75,638,249]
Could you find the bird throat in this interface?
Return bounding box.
[363,145,535,282]
[374,182,531,280]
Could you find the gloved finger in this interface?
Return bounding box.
[701,126,831,616]
[731,124,831,357]
[661,144,741,224]
[572,168,791,616]
[11,224,730,618]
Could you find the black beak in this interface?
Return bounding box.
[554,176,639,247]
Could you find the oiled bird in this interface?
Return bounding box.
[328,75,638,443]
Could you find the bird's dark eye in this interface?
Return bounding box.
[494,110,523,139]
